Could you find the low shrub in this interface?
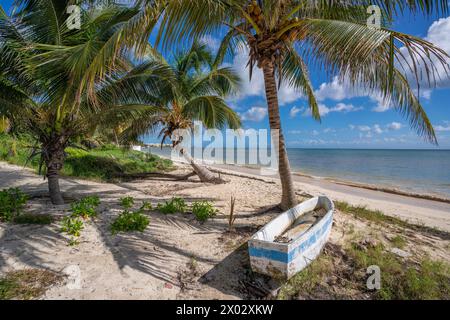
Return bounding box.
[110,209,150,234]
[70,196,100,219]
[0,134,174,183]
[0,188,28,222]
[119,196,134,209]
[60,217,84,237]
[157,197,187,214]
[140,201,153,211]
[192,201,218,222]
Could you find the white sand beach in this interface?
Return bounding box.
[1,161,449,299]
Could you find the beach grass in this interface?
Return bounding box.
[335,201,449,238]
[390,235,407,249]
[278,201,450,300]
[278,242,450,300]
[336,201,409,226]
[0,134,173,182]
[277,254,334,300]
[0,269,62,300]
[348,242,450,300]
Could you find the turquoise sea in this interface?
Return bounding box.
[147,147,450,198]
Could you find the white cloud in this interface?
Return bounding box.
[387,122,403,130]
[354,122,405,135]
[332,103,363,113]
[231,49,265,98]
[279,84,304,105]
[370,92,392,112]
[231,47,303,105]
[314,76,393,112]
[402,17,450,89]
[289,106,303,118]
[435,121,450,132]
[357,125,372,132]
[302,102,362,117]
[314,77,352,101]
[373,124,383,134]
[356,124,383,134]
[240,106,267,122]
[201,35,221,52]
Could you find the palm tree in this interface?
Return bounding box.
[151,0,449,209]
[0,1,166,204]
[118,42,242,183]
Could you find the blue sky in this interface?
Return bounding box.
[2,1,450,149]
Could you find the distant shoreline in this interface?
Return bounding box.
[146,146,450,203]
[154,151,450,204]
[220,163,450,204]
[293,172,450,205]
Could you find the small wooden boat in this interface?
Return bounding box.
[248,196,334,279]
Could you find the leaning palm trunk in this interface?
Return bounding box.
[174,144,224,184]
[262,63,297,210]
[42,135,66,205]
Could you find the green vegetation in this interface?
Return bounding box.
[0,135,173,183]
[155,198,218,222]
[0,269,62,300]
[60,217,84,237]
[278,242,450,300]
[157,197,187,214]
[119,43,240,184]
[13,213,53,225]
[70,196,100,219]
[348,243,450,300]
[111,210,150,234]
[140,201,153,211]
[0,187,28,222]
[336,201,407,226]
[119,196,135,209]
[335,201,449,237]
[278,202,450,300]
[60,216,84,246]
[278,254,333,300]
[192,201,218,222]
[0,3,185,205]
[390,235,407,249]
[59,196,101,245]
[157,0,449,209]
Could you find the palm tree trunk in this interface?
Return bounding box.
[43,136,66,205]
[174,145,224,183]
[262,63,297,210]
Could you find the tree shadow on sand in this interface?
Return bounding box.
[198,242,280,299]
[93,205,222,285]
[0,165,280,294]
[0,221,67,272]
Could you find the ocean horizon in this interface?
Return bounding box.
[145,146,450,198]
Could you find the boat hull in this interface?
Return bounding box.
[248,196,334,279]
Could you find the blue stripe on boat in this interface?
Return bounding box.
[249,214,333,264]
[248,247,288,263]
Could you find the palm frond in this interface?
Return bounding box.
[282,46,320,121]
[182,95,241,130]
